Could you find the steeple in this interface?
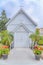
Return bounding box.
[19,0,24,9]
[20,5,23,9]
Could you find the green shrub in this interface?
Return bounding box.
[2,48,10,55]
[33,49,41,55]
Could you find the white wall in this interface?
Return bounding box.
[7,12,36,33]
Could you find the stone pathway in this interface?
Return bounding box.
[0,48,43,65]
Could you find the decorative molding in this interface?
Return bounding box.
[12,23,32,33]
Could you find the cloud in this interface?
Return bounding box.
[0,0,20,18]
[0,0,43,28]
[0,0,19,7]
[0,0,9,7]
[24,0,39,5]
[26,8,33,15]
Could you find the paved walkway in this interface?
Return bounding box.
[0,48,43,65]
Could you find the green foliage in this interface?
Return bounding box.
[29,34,35,41]
[33,49,41,55]
[0,10,9,24]
[0,50,2,58]
[0,21,7,31]
[35,29,40,35]
[2,48,9,54]
[0,46,3,57]
[30,29,40,41]
[37,36,43,45]
[0,30,14,46]
[0,49,2,55]
[38,40,43,45]
[0,10,10,32]
[9,33,14,41]
[29,29,43,45]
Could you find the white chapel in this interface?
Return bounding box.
[6,8,37,48]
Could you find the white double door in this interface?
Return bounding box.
[14,32,30,48]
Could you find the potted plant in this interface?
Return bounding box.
[38,38,43,59]
[1,30,14,49]
[2,46,10,59]
[33,46,42,60]
[29,29,40,49]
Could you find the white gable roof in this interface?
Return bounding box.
[6,8,37,26]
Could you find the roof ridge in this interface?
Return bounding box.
[6,8,37,26]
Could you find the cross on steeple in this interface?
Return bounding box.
[20,5,24,9]
[19,0,24,9]
[20,6,23,9]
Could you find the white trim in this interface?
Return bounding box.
[12,23,32,33]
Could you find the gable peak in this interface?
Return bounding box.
[18,8,25,14]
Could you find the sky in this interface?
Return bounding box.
[0,0,43,28]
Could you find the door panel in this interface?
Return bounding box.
[14,32,29,48]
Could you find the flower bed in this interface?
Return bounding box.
[33,45,43,60]
[0,45,10,59]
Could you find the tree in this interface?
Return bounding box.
[0,10,10,31]
[0,21,7,31]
